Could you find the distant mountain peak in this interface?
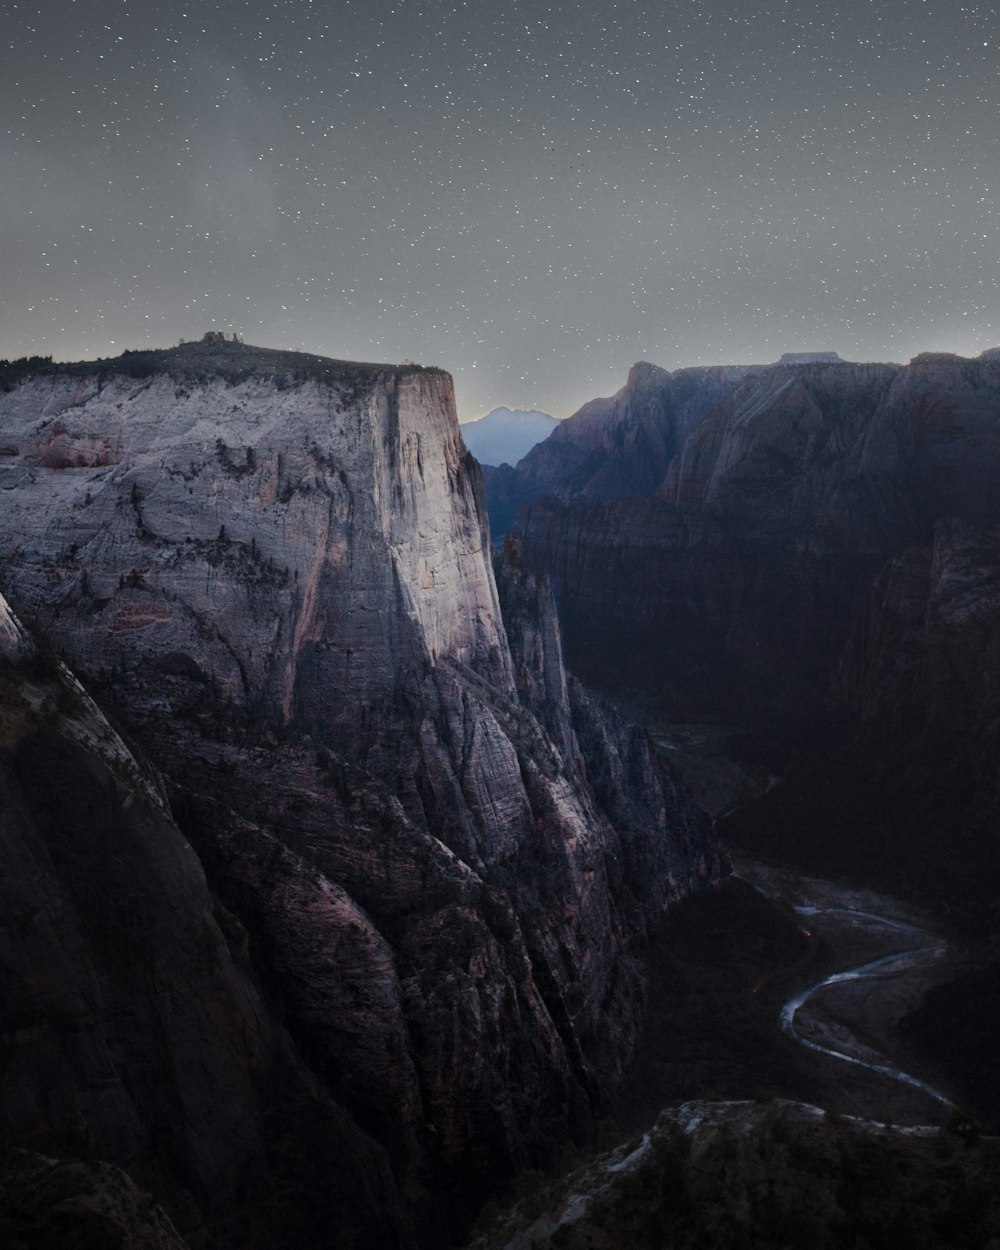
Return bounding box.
[460,406,559,467]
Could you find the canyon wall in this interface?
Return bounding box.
[0,590,406,1250]
[0,339,720,1246]
[481,361,754,537]
[513,352,1000,717]
[506,349,1000,909]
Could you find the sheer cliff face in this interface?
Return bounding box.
[514,353,1000,717]
[0,591,406,1250]
[663,352,1000,541]
[733,515,1000,913]
[481,361,753,537]
[505,349,1000,912]
[0,357,510,735]
[0,343,719,1246]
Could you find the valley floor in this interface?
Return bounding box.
[613,857,963,1135]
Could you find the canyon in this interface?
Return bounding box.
[479,347,1000,1191]
[4,334,1000,1246]
[500,349,1000,921]
[0,338,720,1248]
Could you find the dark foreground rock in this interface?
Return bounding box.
[0,590,410,1249]
[468,1100,1000,1250]
[0,1150,190,1250]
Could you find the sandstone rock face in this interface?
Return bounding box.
[0,349,510,733]
[483,361,754,536]
[0,592,406,1250]
[507,350,1000,916]
[0,341,720,1245]
[515,354,1000,720]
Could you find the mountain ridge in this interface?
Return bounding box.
[505,348,1000,922]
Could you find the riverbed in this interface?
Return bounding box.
[733,857,960,1124]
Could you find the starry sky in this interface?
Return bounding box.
[3,0,998,419]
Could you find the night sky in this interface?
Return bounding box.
[3,0,998,419]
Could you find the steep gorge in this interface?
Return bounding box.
[506,350,1000,914]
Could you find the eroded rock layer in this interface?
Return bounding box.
[0,340,720,1246]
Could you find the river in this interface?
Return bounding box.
[734,859,956,1115]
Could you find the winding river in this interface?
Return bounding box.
[736,867,955,1109]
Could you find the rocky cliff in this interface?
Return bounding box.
[510,349,1000,914]
[729,514,1000,919]
[0,338,720,1246]
[0,1149,190,1250]
[0,590,406,1250]
[481,361,754,537]
[514,352,1000,716]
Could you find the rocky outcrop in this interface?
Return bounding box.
[0,340,719,1245]
[496,546,719,942]
[469,1100,999,1250]
[0,1150,190,1250]
[776,351,844,365]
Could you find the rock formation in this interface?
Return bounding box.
[730,514,1000,918]
[482,360,755,537]
[0,590,407,1250]
[511,353,1000,709]
[776,351,844,365]
[0,339,720,1246]
[0,1150,191,1250]
[469,1100,1000,1250]
[507,349,1000,915]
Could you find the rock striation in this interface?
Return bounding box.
[0,339,720,1246]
